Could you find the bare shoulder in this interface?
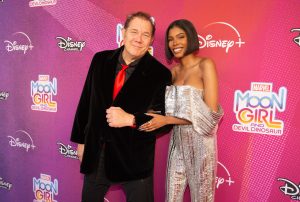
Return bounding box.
[199,57,216,71]
[198,57,217,77]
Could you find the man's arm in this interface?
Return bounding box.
[106,69,172,135]
[70,53,98,144]
[134,82,173,134]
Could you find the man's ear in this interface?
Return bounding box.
[150,37,154,45]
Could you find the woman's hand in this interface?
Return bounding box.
[139,113,168,132]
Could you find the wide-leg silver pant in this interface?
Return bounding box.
[166,126,217,202]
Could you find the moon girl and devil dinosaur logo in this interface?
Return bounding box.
[33,174,58,202]
[31,75,57,112]
[232,82,287,136]
[29,0,57,7]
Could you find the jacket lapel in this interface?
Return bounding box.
[101,48,122,107]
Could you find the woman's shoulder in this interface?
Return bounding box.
[198,57,216,72]
[197,57,218,84]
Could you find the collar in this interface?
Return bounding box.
[118,49,142,67]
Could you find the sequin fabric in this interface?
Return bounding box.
[165,85,223,202]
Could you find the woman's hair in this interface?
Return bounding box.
[165,19,199,61]
[124,11,156,36]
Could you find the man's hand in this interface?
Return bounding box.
[106,107,135,127]
[77,144,84,162]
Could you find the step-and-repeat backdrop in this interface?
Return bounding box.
[1,0,300,201]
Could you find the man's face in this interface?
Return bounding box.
[122,17,153,62]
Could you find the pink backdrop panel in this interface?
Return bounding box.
[0,0,300,202]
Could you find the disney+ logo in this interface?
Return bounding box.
[278,178,300,200]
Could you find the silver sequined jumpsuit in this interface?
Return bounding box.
[165,85,223,202]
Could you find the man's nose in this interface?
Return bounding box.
[135,33,143,42]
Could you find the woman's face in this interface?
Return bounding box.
[167,26,188,59]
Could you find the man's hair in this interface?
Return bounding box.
[165,19,199,61]
[124,11,156,36]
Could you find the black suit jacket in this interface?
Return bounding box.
[71,46,172,182]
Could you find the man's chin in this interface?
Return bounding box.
[131,52,147,59]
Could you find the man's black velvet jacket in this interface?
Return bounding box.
[71,46,172,182]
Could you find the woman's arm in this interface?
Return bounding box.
[139,113,191,132]
[202,58,219,112]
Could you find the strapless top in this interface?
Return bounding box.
[165,85,223,135]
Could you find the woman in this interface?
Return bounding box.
[140,19,223,202]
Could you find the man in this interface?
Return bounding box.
[71,11,172,202]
